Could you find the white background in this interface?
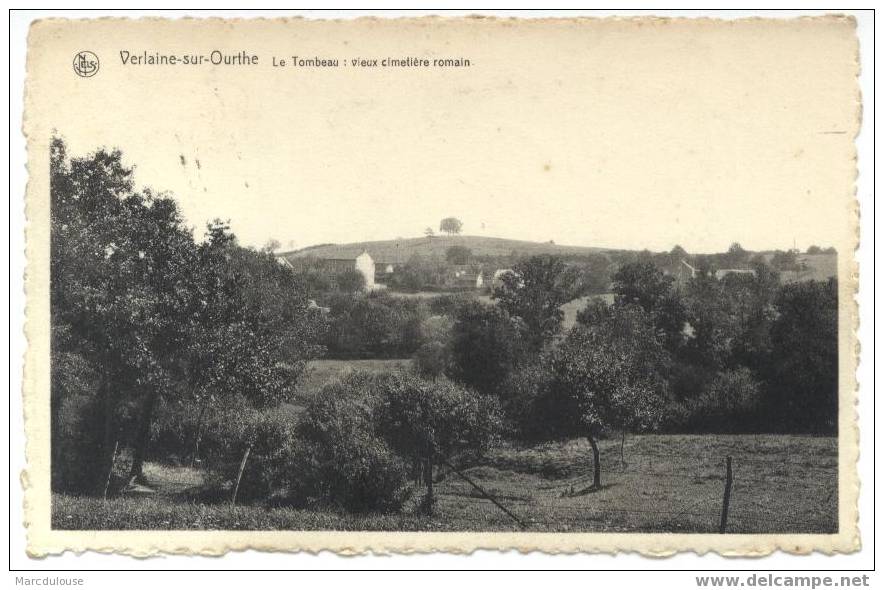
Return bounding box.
[5,3,879,582]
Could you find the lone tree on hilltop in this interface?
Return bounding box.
[440,217,463,236]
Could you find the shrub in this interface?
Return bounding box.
[324,292,430,358]
[412,340,450,380]
[293,373,410,512]
[374,372,503,465]
[683,368,763,433]
[411,315,454,379]
[426,293,474,316]
[448,301,527,395]
[199,405,301,504]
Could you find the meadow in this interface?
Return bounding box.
[53,434,837,533]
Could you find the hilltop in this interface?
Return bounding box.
[279,235,610,263]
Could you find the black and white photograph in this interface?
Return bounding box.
[14,10,870,563]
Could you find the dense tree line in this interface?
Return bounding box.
[50,138,326,493]
[437,256,838,488]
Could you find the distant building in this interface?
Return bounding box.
[279,249,376,288]
[374,261,399,284]
[677,260,698,283]
[450,265,485,289]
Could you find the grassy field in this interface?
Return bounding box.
[53,434,837,533]
[293,358,412,396]
[279,358,412,416]
[280,235,610,263]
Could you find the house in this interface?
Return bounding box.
[278,248,376,288]
[450,265,485,289]
[677,260,698,283]
[661,259,698,285]
[373,261,400,284]
[669,259,755,283]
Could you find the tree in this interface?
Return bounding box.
[51,137,202,491]
[424,227,435,238]
[374,372,502,511]
[445,245,472,265]
[439,217,463,236]
[388,254,446,292]
[516,304,669,489]
[725,242,749,266]
[806,245,823,255]
[670,244,688,260]
[493,255,579,348]
[262,238,281,253]
[766,278,838,433]
[687,368,763,433]
[412,315,453,380]
[294,372,411,512]
[572,253,613,295]
[770,249,801,271]
[448,302,527,395]
[335,268,366,294]
[50,138,324,491]
[611,262,674,314]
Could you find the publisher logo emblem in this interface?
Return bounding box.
[73,51,99,77]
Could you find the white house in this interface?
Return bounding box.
[278,249,376,289]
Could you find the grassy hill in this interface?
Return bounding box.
[279,235,610,263]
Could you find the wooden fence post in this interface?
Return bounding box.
[102,440,119,501]
[231,444,252,507]
[719,456,733,533]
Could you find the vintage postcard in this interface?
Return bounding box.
[22,14,860,557]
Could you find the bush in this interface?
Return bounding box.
[426,293,474,316]
[411,315,454,379]
[448,302,527,395]
[293,373,410,512]
[685,368,763,433]
[199,405,301,504]
[412,340,450,380]
[324,292,430,358]
[373,372,504,465]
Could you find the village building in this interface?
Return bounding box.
[450,265,485,290]
[278,249,376,288]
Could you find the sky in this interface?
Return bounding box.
[35,17,859,253]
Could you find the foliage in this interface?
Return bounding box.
[335,268,367,294]
[770,250,802,271]
[764,278,838,434]
[611,261,675,314]
[386,254,448,292]
[571,253,614,295]
[49,137,323,493]
[293,373,410,512]
[439,217,463,235]
[374,372,503,465]
[199,406,302,503]
[411,315,453,380]
[674,368,763,433]
[445,245,473,265]
[448,302,528,395]
[323,292,428,358]
[527,304,669,439]
[493,255,579,347]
